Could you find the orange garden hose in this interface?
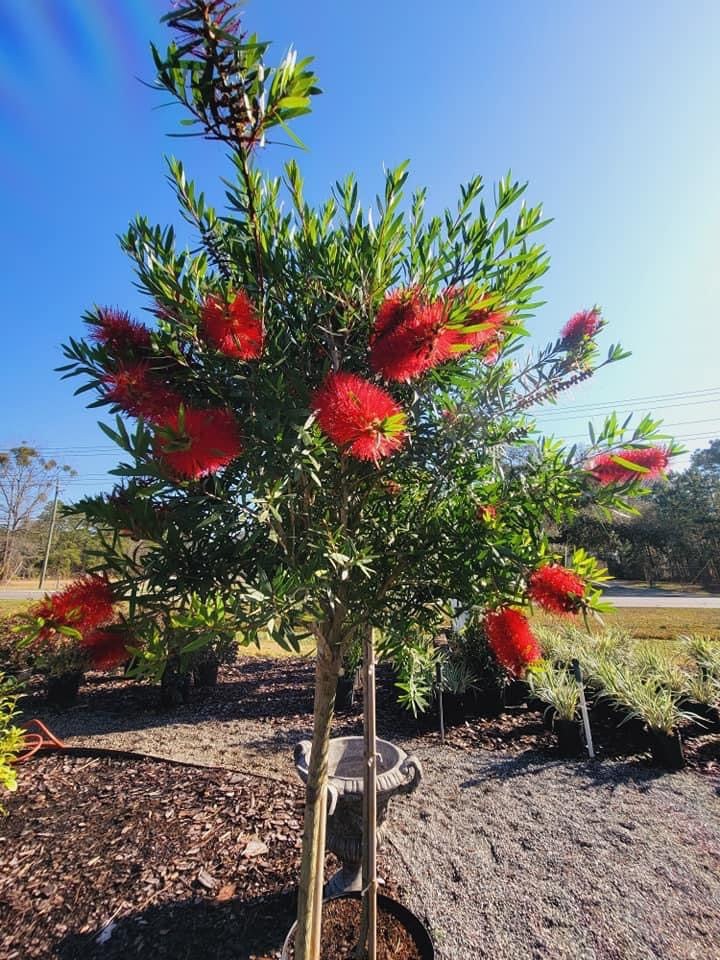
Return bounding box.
[15,719,67,763]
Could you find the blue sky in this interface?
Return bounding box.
[1,0,719,500]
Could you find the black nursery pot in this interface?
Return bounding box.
[503,679,528,708]
[335,674,355,713]
[193,660,219,687]
[465,687,504,718]
[45,670,83,708]
[649,729,685,770]
[553,716,584,757]
[160,657,192,707]
[441,691,466,726]
[281,892,434,959]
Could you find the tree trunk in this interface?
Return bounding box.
[294,635,341,960]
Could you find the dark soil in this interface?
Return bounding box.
[286,897,422,960]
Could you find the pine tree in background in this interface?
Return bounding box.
[55,3,678,955]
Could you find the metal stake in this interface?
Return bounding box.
[571,658,595,760]
[436,661,445,745]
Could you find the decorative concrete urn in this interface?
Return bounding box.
[293,735,423,895]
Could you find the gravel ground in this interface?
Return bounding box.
[385,744,720,960]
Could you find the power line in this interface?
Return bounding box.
[3,388,720,453]
[534,397,720,422]
[532,385,720,413]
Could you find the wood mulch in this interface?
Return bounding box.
[0,754,317,960]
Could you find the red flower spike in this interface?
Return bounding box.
[102,362,181,421]
[529,564,586,615]
[154,407,243,480]
[82,629,129,670]
[312,371,408,463]
[372,289,424,340]
[477,504,498,523]
[202,291,263,360]
[370,298,460,382]
[485,608,541,676]
[561,308,601,345]
[90,308,152,355]
[33,576,115,640]
[589,447,670,486]
[443,287,508,351]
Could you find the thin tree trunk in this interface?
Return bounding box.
[295,635,341,960]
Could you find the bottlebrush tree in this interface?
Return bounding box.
[58,2,678,956]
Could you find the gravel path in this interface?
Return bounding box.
[385,745,720,960]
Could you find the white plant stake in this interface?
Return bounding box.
[572,658,595,759]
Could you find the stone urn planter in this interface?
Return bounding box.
[293,735,422,895]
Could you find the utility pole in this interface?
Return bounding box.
[38,479,60,591]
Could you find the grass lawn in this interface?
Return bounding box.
[238,633,316,658]
[4,599,717,650]
[534,606,720,641]
[0,600,31,618]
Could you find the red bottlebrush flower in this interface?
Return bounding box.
[102,362,181,421]
[201,291,263,359]
[589,446,670,486]
[372,288,423,340]
[477,504,498,523]
[312,371,407,463]
[89,307,152,355]
[370,289,467,382]
[529,564,586,615]
[443,287,508,351]
[485,608,541,676]
[82,628,128,670]
[561,308,601,345]
[154,406,243,479]
[33,575,115,639]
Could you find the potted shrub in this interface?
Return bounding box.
[336,638,362,713]
[450,617,506,718]
[17,576,129,706]
[527,661,583,756]
[682,673,720,725]
[54,4,677,955]
[439,657,478,726]
[382,628,443,730]
[40,642,88,708]
[620,683,697,770]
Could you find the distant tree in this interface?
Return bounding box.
[0,446,76,582]
[22,504,106,580]
[561,441,720,586]
[691,438,720,475]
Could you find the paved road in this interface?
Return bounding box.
[0,589,45,600]
[2,586,720,607]
[606,595,720,608]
